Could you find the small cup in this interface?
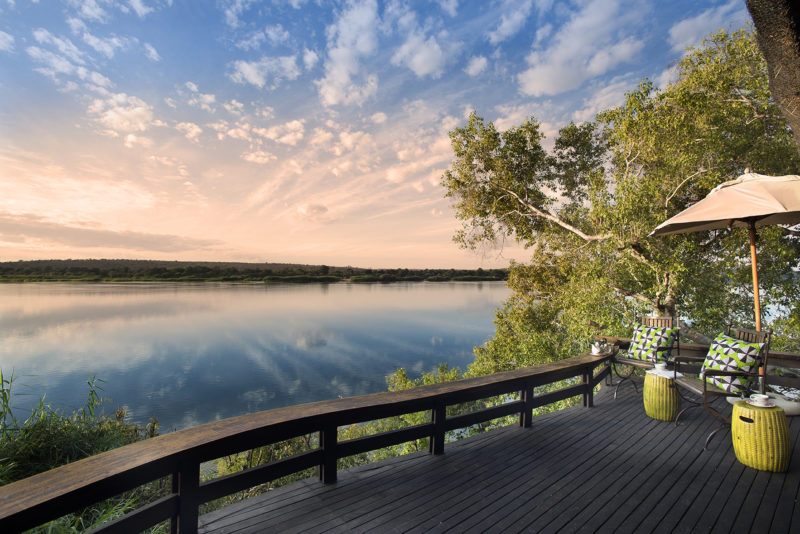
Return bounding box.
[750,394,769,406]
[654,363,667,372]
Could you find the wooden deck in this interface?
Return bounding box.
[199,383,800,534]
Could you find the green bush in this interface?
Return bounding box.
[0,371,165,532]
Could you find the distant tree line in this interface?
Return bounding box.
[0,260,507,283]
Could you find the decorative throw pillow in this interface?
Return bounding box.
[626,324,679,362]
[701,333,764,393]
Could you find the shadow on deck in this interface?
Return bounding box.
[199,383,800,534]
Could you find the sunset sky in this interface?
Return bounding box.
[0,0,750,268]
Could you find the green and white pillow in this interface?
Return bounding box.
[626,324,679,362]
[702,333,764,393]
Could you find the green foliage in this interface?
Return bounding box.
[0,372,169,532]
[442,28,800,374]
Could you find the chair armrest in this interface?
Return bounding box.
[674,355,704,374]
[700,369,753,378]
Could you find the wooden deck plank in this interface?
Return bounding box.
[568,406,718,533]
[600,409,725,532]
[199,384,800,534]
[402,398,637,533]
[764,415,800,534]
[396,409,616,532]
[501,387,699,532]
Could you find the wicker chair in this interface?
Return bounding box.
[611,315,680,399]
[673,326,772,450]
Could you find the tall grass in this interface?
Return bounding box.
[0,370,165,532]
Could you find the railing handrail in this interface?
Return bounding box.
[0,352,611,533]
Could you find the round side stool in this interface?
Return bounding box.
[643,370,680,421]
[731,400,791,472]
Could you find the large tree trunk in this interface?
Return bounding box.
[747,0,800,153]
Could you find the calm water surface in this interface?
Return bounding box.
[0,281,509,430]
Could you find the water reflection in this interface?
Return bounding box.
[0,281,509,430]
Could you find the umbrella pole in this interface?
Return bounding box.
[749,221,761,332]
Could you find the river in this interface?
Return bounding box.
[0,281,509,430]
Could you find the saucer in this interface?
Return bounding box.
[746,399,776,408]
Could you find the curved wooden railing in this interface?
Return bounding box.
[0,352,612,534]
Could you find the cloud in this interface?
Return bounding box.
[33,28,85,64]
[123,133,153,148]
[297,203,331,222]
[87,93,156,133]
[242,150,277,164]
[220,0,257,27]
[437,0,458,17]
[487,0,533,45]
[176,122,202,140]
[518,0,644,97]
[67,0,110,22]
[236,31,266,51]
[81,31,133,59]
[571,75,637,122]
[236,24,290,50]
[655,64,679,90]
[0,31,14,52]
[465,55,487,77]
[253,119,305,146]
[265,24,290,44]
[389,5,453,79]
[316,0,379,106]
[668,0,748,52]
[128,0,153,18]
[371,112,387,124]
[144,43,160,61]
[392,32,446,78]
[229,55,300,89]
[303,48,319,70]
[189,92,216,112]
[224,99,244,114]
[27,45,112,89]
[0,213,219,252]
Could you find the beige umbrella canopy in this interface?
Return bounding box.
[650,172,800,331]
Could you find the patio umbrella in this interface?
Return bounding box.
[650,172,800,331]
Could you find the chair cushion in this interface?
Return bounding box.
[701,333,764,393]
[626,324,679,362]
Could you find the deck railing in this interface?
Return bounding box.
[0,352,611,534]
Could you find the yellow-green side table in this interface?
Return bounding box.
[732,400,791,472]
[643,370,680,421]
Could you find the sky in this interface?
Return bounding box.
[0,0,751,269]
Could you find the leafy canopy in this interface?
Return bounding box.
[442,28,800,372]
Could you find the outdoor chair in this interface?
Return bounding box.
[610,315,680,399]
[673,325,772,449]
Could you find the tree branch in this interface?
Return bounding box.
[608,284,657,308]
[665,168,707,210]
[495,184,613,242]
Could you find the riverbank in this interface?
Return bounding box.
[0,259,507,283]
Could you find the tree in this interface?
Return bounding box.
[747,0,800,152]
[443,29,800,371]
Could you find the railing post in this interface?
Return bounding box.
[430,401,446,455]
[171,469,179,534]
[520,383,534,427]
[176,460,200,534]
[319,423,338,484]
[583,365,594,408]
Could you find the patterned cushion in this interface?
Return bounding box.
[626,324,679,362]
[701,333,764,393]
